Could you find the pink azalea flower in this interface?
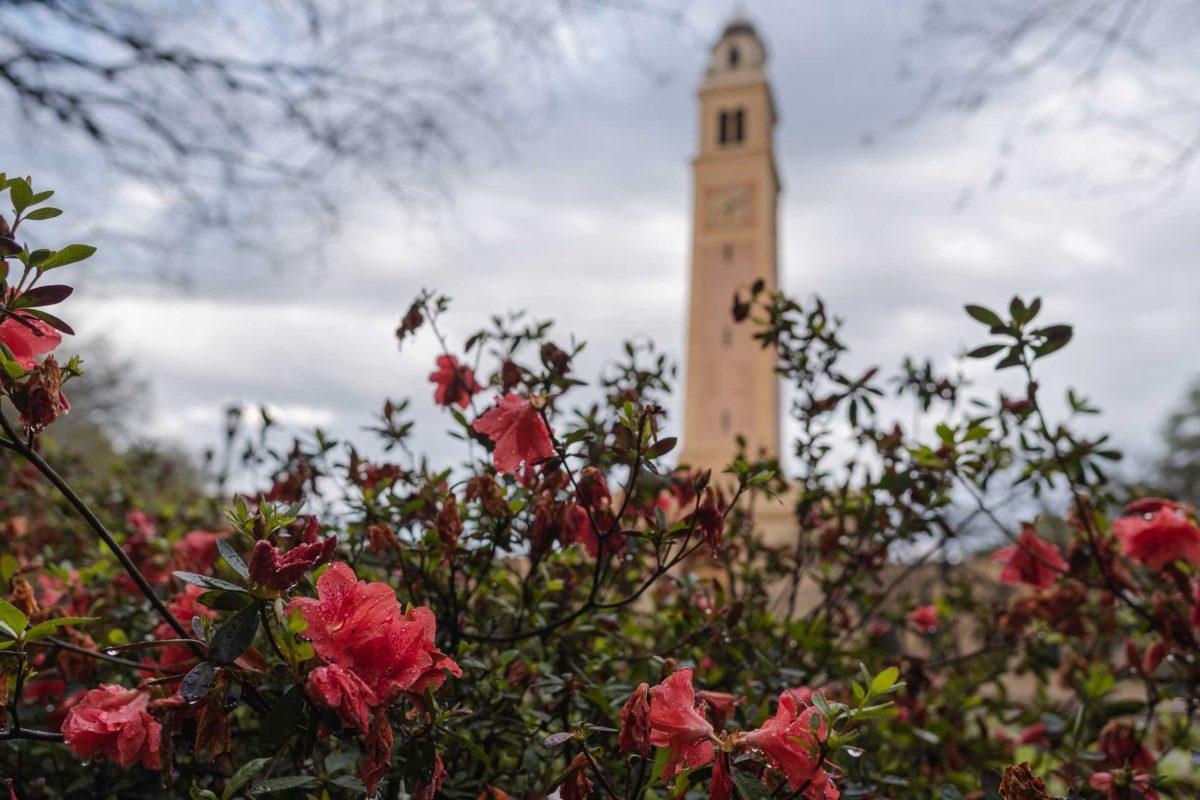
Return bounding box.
[739,692,836,797]
[473,394,555,474]
[909,605,939,634]
[648,668,716,778]
[306,663,378,734]
[429,354,483,409]
[61,685,163,770]
[289,563,461,704]
[0,311,61,369]
[173,530,221,574]
[248,518,337,591]
[992,526,1069,589]
[1112,498,1200,570]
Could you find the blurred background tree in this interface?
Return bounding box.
[909,0,1200,206]
[0,0,683,271]
[1158,377,1200,506]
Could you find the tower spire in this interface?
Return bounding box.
[679,14,781,477]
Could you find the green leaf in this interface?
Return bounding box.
[190,785,219,800]
[25,616,99,642]
[181,661,218,702]
[644,436,678,459]
[966,344,1004,359]
[0,343,25,379]
[0,597,28,637]
[995,349,1023,370]
[24,309,75,336]
[251,776,319,793]
[328,776,366,791]
[173,571,245,592]
[222,757,270,800]
[0,554,17,583]
[196,590,252,612]
[23,207,62,221]
[964,304,1003,328]
[732,768,772,800]
[870,666,900,695]
[19,284,72,307]
[208,602,260,664]
[1033,324,1073,358]
[9,179,32,213]
[261,684,307,749]
[40,244,96,270]
[216,539,249,580]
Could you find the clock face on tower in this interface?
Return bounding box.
[703,183,754,230]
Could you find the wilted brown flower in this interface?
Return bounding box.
[436,494,463,551]
[366,523,399,552]
[998,763,1050,800]
[358,708,394,795]
[618,682,652,756]
[194,695,232,763]
[558,754,593,800]
[9,575,38,619]
[466,473,509,518]
[18,355,69,431]
[56,628,98,682]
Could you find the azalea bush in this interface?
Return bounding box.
[2,173,1199,800]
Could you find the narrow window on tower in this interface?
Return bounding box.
[728,46,740,68]
[733,108,745,143]
[718,110,730,145]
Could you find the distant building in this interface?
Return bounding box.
[681,14,791,542]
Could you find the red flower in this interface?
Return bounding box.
[1017,722,1048,746]
[738,692,837,799]
[648,669,716,778]
[248,519,337,591]
[173,530,220,573]
[429,354,482,409]
[0,311,61,370]
[992,526,1069,590]
[695,487,725,556]
[565,504,599,558]
[577,466,612,509]
[358,707,394,795]
[711,753,734,800]
[306,663,378,734]
[696,690,742,728]
[1098,719,1154,771]
[784,686,816,706]
[1112,499,1200,570]
[1090,772,1158,800]
[61,685,163,770]
[125,510,157,537]
[289,563,460,704]
[472,394,555,474]
[413,754,448,800]
[619,682,652,756]
[909,605,939,634]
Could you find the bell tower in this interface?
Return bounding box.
[680,14,781,474]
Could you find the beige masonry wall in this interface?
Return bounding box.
[680,20,782,480]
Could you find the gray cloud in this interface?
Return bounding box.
[6,0,1197,477]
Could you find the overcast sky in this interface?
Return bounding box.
[6,0,1198,477]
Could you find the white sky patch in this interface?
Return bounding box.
[5,0,1198,479]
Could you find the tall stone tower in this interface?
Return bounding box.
[680,14,781,475]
